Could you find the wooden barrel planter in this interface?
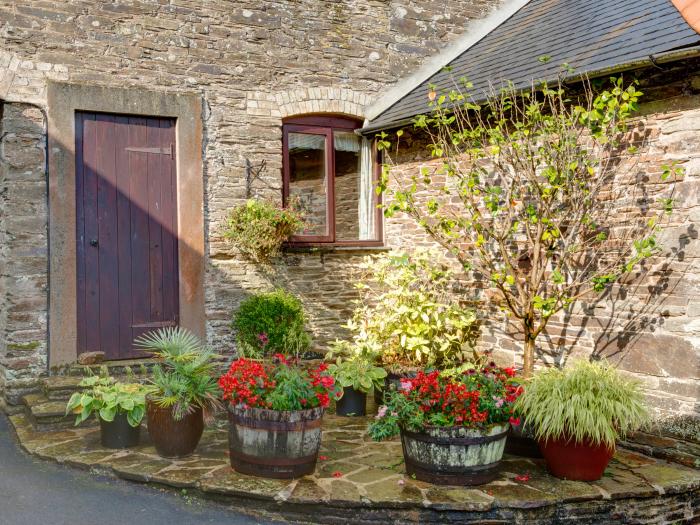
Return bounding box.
[400,424,509,485]
[227,405,324,479]
[146,400,204,458]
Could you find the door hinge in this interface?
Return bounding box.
[125,144,172,155]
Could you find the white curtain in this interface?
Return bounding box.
[358,136,375,240]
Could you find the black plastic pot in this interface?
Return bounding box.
[99,412,140,449]
[374,371,416,406]
[336,387,367,416]
[505,418,542,458]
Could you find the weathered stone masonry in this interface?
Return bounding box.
[0,1,697,420]
[0,102,48,412]
[383,59,700,417]
[0,0,500,411]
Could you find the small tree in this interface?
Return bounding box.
[378,78,681,377]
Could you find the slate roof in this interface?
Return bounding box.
[364,0,700,131]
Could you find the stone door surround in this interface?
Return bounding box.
[46,82,204,366]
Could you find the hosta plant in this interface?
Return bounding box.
[135,327,222,420]
[369,362,521,441]
[344,251,479,373]
[327,354,387,394]
[65,375,151,427]
[224,199,304,263]
[219,354,341,411]
[515,360,649,448]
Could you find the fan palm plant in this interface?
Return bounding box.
[135,327,221,420]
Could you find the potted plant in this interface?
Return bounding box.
[327,352,387,416]
[219,354,341,479]
[233,288,312,358]
[342,251,480,403]
[65,375,150,449]
[369,362,521,485]
[135,328,221,458]
[224,199,304,263]
[515,360,649,481]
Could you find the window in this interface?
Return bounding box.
[282,116,382,245]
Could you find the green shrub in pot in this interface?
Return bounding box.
[515,360,649,481]
[233,289,312,358]
[135,328,222,458]
[66,376,151,448]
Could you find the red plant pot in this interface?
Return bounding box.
[538,436,615,481]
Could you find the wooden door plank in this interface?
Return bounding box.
[95,114,120,360]
[75,112,87,355]
[114,116,133,356]
[129,117,151,342]
[159,119,177,324]
[82,114,101,353]
[146,118,164,322]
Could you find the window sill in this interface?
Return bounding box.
[283,243,390,254]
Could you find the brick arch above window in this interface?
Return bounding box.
[245,87,371,120]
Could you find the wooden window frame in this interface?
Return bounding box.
[282,115,384,247]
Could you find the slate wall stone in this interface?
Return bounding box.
[0,1,696,420]
[0,0,499,410]
[0,102,48,413]
[383,59,700,417]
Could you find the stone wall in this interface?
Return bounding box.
[382,59,700,417]
[0,0,502,409]
[0,102,48,413]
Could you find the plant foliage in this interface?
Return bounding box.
[341,251,479,373]
[224,199,304,263]
[65,375,151,427]
[368,362,521,441]
[135,327,221,421]
[326,353,387,394]
[514,360,649,448]
[218,354,341,411]
[377,77,682,376]
[233,289,311,358]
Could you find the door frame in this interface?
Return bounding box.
[47,82,205,366]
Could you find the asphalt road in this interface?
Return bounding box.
[0,414,281,525]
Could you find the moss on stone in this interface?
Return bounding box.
[7,341,41,351]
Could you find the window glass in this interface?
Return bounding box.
[288,132,328,236]
[334,131,362,240]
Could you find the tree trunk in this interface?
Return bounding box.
[522,333,536,378]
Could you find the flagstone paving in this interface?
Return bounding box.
[8,412,700,524]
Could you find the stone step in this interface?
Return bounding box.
[42,370,154,401]
[21,393,93,432]
[63,359,160,377]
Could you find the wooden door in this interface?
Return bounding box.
[76,113,179,360]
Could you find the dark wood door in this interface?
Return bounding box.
[76,112,179,360]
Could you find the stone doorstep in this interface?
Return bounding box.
[7,413,700,524]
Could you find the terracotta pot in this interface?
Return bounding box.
[400,424,509,485]
[539,436,615,481]
[228,405,324,479]
[146,399,204,458]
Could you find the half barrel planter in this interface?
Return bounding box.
[400,424,509,485]
[227,405,324,479]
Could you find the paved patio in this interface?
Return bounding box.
[9,412,700,524]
